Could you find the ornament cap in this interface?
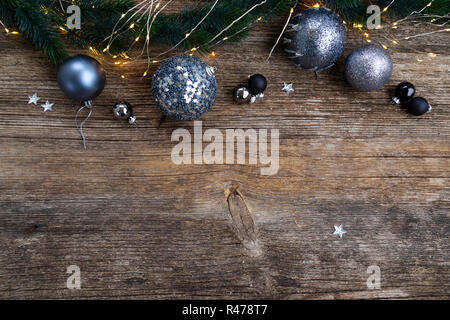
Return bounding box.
[392,97,401,105]
[128,115,137,124]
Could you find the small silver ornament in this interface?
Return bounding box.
[345,44,393,92]
[283,7,347,72]
[233,85,252,104]
[113,102,136,124]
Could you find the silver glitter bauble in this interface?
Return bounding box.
[283,7,347,71]
[233,85,251,104]
[345,44,393,92]
[152,54,218,120]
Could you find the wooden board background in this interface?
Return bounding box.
[0,1,449,299]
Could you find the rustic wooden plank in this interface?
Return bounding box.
[0,1,449,299]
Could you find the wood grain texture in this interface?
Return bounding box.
[0,1,449,299]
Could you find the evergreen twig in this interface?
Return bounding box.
[0,0,448,66]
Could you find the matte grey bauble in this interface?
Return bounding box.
[152,54,217,120]
[345,44,393,92]
[57,54,106,102]
[283,7,347,71]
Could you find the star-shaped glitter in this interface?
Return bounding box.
[333,224,347,238]
[28,93,40,105]
[282,82,294,94]
[41,100,54,112]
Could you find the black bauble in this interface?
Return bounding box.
[405,97,432,116]
[248,74,267,95]
[393,82,415,105]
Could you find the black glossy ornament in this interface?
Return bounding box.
[248,74,267,95]
[392,82,415,105]
[405,97,432,116]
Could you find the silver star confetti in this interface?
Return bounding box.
[333,224,347,238]
[282,82,294,95]
[28,93,40,105]
[41,100,54,112]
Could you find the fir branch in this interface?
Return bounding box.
[0,0,448,66]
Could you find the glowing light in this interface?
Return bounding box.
[381,44,388,49]
[135,36,140,42]
[257,17,263,21]
[313,3,320,8]
[223,37,228,41]
[185,33,190,38]
[392,40,398,45]
[428,53,437,58]
[210,51,216,57]
[143,71,148,77]
[121,75,125,79]
[129,23,135,29]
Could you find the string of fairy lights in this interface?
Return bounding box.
[1,0,449,79]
